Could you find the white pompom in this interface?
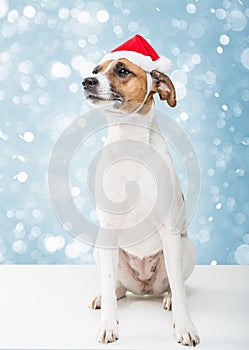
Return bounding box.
[153,56,172,73]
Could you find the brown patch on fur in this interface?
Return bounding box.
[99,59,154,114]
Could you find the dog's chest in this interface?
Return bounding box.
[97,152,158,229]
[102,157,156,201]
[95,116,177,231]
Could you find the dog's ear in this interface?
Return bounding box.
[151,70,176,107]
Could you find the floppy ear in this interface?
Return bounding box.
[151,70,177,107]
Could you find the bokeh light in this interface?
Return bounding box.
[0,0,248,265]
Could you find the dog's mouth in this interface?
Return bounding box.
[85,94,106,101]
[85,92,123,107]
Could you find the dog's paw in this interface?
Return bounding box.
[162,293,172,311]
[97,320,119,344]
[89,295,101,309]
[174,322,200,347]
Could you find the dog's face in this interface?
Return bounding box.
[82,58,176,114]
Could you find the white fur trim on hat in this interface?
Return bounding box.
[153,56,172,73]
[101,50,172,73]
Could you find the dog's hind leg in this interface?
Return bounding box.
[89,280,127,310]
[89,295,101,310]
[163,287,172,311]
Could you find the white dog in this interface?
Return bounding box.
[82,35,200,347]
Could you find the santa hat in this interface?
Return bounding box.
[101,34,172,73]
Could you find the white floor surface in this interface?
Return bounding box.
[0,265,248,350]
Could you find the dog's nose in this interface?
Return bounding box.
[82,77,98,90]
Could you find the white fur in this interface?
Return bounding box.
[93,74,112,100]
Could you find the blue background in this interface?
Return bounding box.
[0,0,249,264]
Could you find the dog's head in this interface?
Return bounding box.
[82,58,176,114]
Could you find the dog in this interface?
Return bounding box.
[82,42,200,347]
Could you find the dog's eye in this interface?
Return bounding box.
[92,66,100,75]
[118,68,130,76]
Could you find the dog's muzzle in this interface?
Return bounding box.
[82,75,123,107]
[82,77,105,102]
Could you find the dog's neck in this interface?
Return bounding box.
[104,107,158,145]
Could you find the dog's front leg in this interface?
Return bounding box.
[95,230,119,344]
[160,228,200,346]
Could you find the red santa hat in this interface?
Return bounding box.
[101,34,172,73]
